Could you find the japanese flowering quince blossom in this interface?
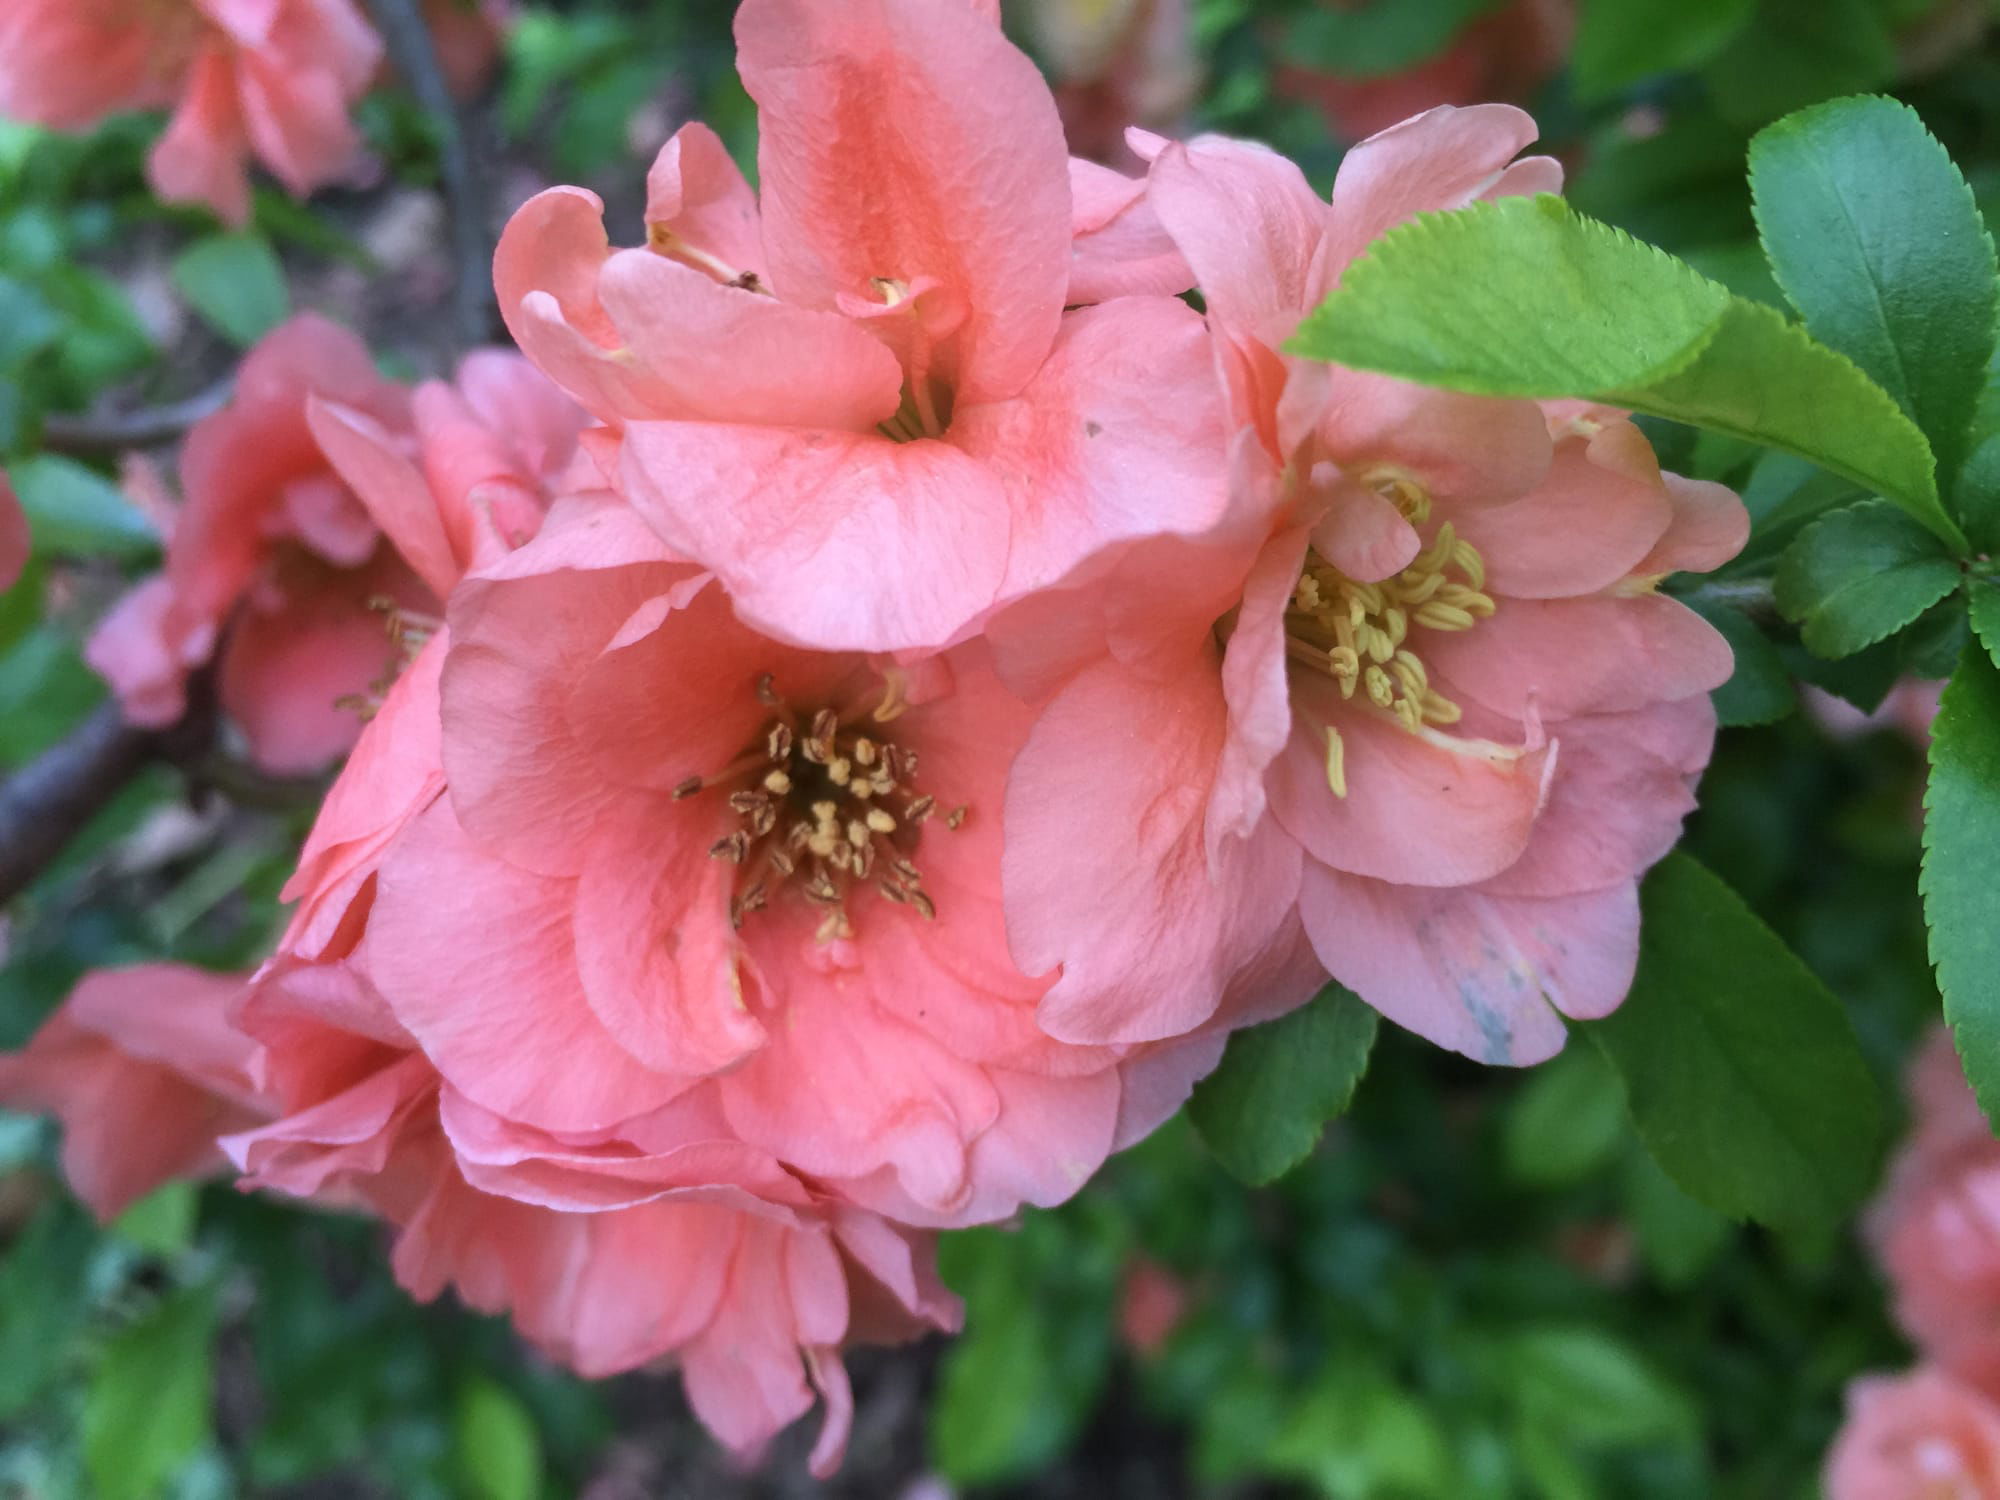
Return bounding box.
[999,104,1746,1066]
[491,0,1228,655]
[85,318,582,776]
[1825,1366,2000,1500]
[0,0,383,226]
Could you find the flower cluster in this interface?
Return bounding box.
[1825,1030,2000,1497]
[0,0,1746,1473]
[0,0,507,226]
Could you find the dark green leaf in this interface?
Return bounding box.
[1750,96,1997,484]
[9,453,158,560]
[1622,1150,1733,1286]
[1958,430,2000,552]
[83,1282,219,1500]
[1502,1326,1695,1448]
[1502,1046,1628,1188]
[1702,0,1895,126]
[1583,851,1887,1237]
[1774,500,1963,657]
[1970,577,2000,669]
[1292,195,1961,548]
[1573,0,1755,100]
[1689,599,1799,724]
[0,1198,96,1418]
[454,1376,543,1500]
[1923,644,2000,1128]
[171,232,290,348]
[1189,982,1378,1185]
[1284,0,1494,79]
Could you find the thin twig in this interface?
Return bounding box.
[0,706,160,906]
[41,380,234,457]
[364,0,497,350]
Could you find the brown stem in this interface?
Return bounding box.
[40,380,233,457]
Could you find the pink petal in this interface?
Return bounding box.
[148,48,252,226]
[1637,472,1750,577]
[308,395,462,598]
[645,121,766,282]
[734,0,1070,404]
[1067,157,1192,303]
[1318,370,1553,509]
[618,422,1012,653]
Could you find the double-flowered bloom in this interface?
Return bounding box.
[3,0,1748,1473]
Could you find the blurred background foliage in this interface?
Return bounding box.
[0,0,1987,1494]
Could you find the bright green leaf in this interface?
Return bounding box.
[9,454,158,560]
[1774,500,1963,658]
[171,232,290,348]
[1582,851,1887,1238]
[1923,644,2000,1129]
[1502,1046,1628,1188]
[1268,1362,1453,1495]
[454,1376,543,1500]
[112,1182,199,1257]
[1689,599,1799,724]
[1572,0,1755,101]
[1292,195,1962,549]
[83,1283,219,1500]
[1188,982,1378,1185]
[1503,1326,1695,1449]
[1750,96,1997,484]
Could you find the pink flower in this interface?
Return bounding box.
[1279,0,1575,145]
[421,0,511,98]
[0,0,384,226]
[1117,1256,1190,1356]
[1826,1367,2000,1499]
[326,496,1241,1230]
[1805,678,1945,748]
[0,964,265,1218]
[222,955,957,1473]
[1869,1030,2000,1396]
[0,471,27,592]
[999,106,1745,1065]
[492,0,1231,655]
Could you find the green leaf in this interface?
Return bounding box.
[8,454,158,560]
[453,1376,543,1500]
[83,1283,219,1500]
[1582,851,1887,1237]
[1291,195,1963,549]
[1750,96,1997,485]
[1284,0,1494,78]
[1958,431,2000,552]
[1970,577,2000,669]
[1502,1046,1628,1188]
[1502,1326,1694,1449]
[1688,599,1799,725]
[1774,500,1963,658]
[0,1198,97,1418]
[1622,1149,1733,1287]
[1923,643,2000,1128]
[171,232,290,348]
[1572,0,1755,101]
[1702,0,1895,126]
[1188,982,1378,1185]
[0,271,60,368]
[111,1182,199,1257]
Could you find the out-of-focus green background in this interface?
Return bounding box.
[0,0,1987,1493]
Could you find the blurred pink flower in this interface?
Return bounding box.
[85,315,426,775]
[1826,1366,2000,1500]
[0,471,27,592]
[0,0,383,225]
[1869,1029,2000,1397]
[492,0,1230,655]
[1117,1256,1190,1356]
[999,106,1744,1065]
[420,0,511,98]
[1025,0,1200,166]
[0,964,265,1219]
[1804,678,1945,749]
[1280,0,1574,145]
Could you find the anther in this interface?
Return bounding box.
[672,776,703,800]
[763,769,792,795]
[866,808,896,834]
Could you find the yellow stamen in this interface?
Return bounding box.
[1324,725,1348,798]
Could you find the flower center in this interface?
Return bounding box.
[1282,477,1495,795]
[678,675,966,942]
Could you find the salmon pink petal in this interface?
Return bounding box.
[1067,157,1192,302]
[681,1221,833,1462]
[0,2,167,128]
[1300,865,1639,1064]
[224,1051,432,1197]
[1271,677,1553,888]
[1826,1369,2000,1500]
[595,249,903,429]
[1423,593,1734,722]
[1212,525,1308,848]
[1318,371,1553,509]
[618,423,1012,653]
[1005,653,1305,1045]
[149,49,252,226]
[1452,421,1675,599]
[735,0,1069,405]
[645,122,765,281]
[950,295,1231,601]
[573,810,767,1078]
[451,350,586,482]
[367,800,689,1132]
[1304,474,1421,583]
[1638,472,1751,576]
[308,396,461,597]
[236,48,364,196]
[86,577,211,729]
[1324,103,1545,277]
